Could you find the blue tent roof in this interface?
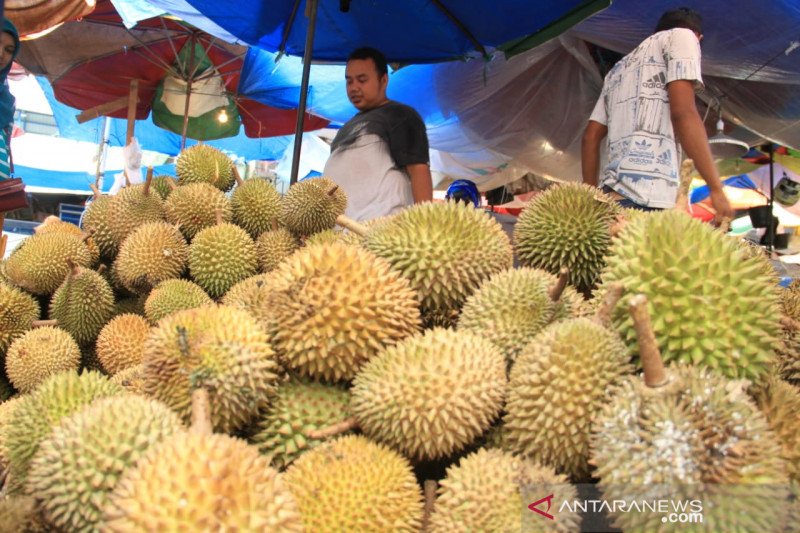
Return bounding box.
[17,163,176,193]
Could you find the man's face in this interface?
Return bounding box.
[345,58,388,111]
[0,32,15,71]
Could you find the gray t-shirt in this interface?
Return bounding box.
[324,101,429,221]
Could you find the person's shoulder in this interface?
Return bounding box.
[385,101,424,120]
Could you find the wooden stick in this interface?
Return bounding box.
[422,480,438,532]
[548,268,570,302]
[143,166,153,196]
[629,294,668,388]
[190,388,213,436]
[75,96,129,124]
[0,233,6,259]
[126,79,139,146]
[335,215,369,237]
[232,163,244,187]
[595,283,624,327]
[305,417,358,440]
[32,319,59,328]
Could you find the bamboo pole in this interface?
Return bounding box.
[180,34,197,151]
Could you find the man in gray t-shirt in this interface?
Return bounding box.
[323,47,432,222]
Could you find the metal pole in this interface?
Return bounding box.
[181,33,197,150]
[94,116,111,189]
[290,0,319,185]
[767,143,775,252]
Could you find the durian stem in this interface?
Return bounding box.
[595,283,624,327]
[81,231,94,244]
[0,233,6,260]
[190,388,213,436]
[781,316,800,332]
[718,217,731,234]
[96,264,108,275]
[89,183,101,199]
[66,258,80,278]
[422,479,438,532]
[32,319,58,328]
[335,215,369,237]
[675,159,695,212]
[215,208,223,226]
[143,167,153,196]
[629,294,668,388]
[548,268,570,302]
[305,417,358,439]
[271,218,279,232]
[327,185,340,197]
[232,163,244,187]
[166,178,178,191]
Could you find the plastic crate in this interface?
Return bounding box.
[59,203,85,226]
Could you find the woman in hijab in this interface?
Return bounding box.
[0,18,20,179]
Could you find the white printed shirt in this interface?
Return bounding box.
[590,28,703,208]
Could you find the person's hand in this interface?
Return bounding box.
[708,188,733,227]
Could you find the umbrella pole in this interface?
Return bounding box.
[290,0,320,185]
[126,79,139,146]
[767,143,775,253]
[181,33,198,151]
[94,116,110,189]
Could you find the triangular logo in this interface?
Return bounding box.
[528,494,555,520]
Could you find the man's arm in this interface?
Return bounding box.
[582,120,608,187]
[406,163,433,204]
[667,79,733,221]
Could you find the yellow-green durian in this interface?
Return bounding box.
[81,194,117,259]
[255,227,299,273]
[143,279,213,324]
[35,218,100,266]
[5,233,92,295]
[0,283,39,356]
[109,363,145,395]
[96,314,149,375]
[5,327,81,393]
[188,222,257,298]
[109,182,166,246]
[231,177,282,239]
[175,144,235,191]
[151,175,177,200]
[164,182,232,240]
[280,177,347,236]
[750,376,800,482]
[114,221,188,294]
[49,265,115,346]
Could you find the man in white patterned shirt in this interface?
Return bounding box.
[582,7,732,222]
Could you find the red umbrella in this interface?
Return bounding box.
[15,1,328,144]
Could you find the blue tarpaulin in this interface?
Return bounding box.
[16,163,176,193]
[690,175,760,204]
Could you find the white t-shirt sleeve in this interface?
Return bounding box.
[663,28,704,89]
[588,87,608,125]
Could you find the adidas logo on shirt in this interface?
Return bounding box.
[642,72,667,89]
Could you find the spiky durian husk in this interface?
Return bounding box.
[458,268,589,364]
[188,222,257,298]
[35,219,100,266]
[221,273,276,325]
[750,376,800,482]
[81,195,118,259]
[0,496,47,533]
[778,335,800,386]
[150,175,177,200]
[114,222,188,295]
[27,395,183,532]
[109,363,145,395]
[96,314,149,375]
[514,183,618,292]
[304,216,392,248]
[503,318,631,479]
[280,177,347,236]
[102,431,303,531]
[142,305,280,433]
[231,177,282,239]
[5,233,92,295]
[164,182,232,240]
[261,243,421,381]
[0,283,39,356]
[112,295,146,318]
[49,266,115,346]
[5,327,81,393]
[365,201,513,324]
[430,448,581,533]
[591,364,791,533]
[143,279,213,324]
[175,144,235,191]
[109,183,166,246]
[284,435,423,531]
[4,371,121,495]
[256,227,299,273]
[600,210,780,380]
[250,377,351,469]
[351,328,506,460]
[0,396,23,472]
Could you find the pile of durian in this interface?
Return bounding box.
[0,144,797,532]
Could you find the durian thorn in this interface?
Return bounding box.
[595,283,624,327]
[232,163,244,186]
[190,388,213,436]
[422,479,438,532]
[548,268,570,302]
[32,319,58,328]
[215,208,223,226]
[781,316,800,332]
[271,218,279,232]
[89,182,101,199]
[143,166,153,196]
[629,294,668,388]
[96,263,108,275]
[335,215,369,237]
[326,185,340,197]
[305,417,358,440]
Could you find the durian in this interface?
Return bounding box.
[503,317,632,479]
[5,233,92,295]
[188,221,257,298]
[150,175,177,200]
[176,144,235,191]
[256,227,299,273]
[458,268,588,363]
[164,182,232,240]
[4,371,121,495]
[5,327,81,393]
[600,210,780,379]
[284,435,423,532]
[429,448,581,533]
[49,263,115,346]
[262,242,421,381]
[142,305,280,433]
[221,273,276,327]
[231,177,282,239]
[114,221,188,294]
[101,431,303,531]
[514,183,618,292]
[35,218,99,266]
[143,279,213,324]
[109,181,166,246]
[364,201,513,325]
[351,328,506,460]
[0,396,23,472]
[250,377,351,469]
[112,295,146,318]
[0,496,46,533]
[109,363,145,395]
[0,283,39,356]
[27,395,183,532]
[750,376,800,482]
[280,177,347,236]
[81,194,117,259]
[96,314,149,375]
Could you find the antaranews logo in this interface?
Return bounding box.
[527,494,555,520]
[527,494,704,525]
